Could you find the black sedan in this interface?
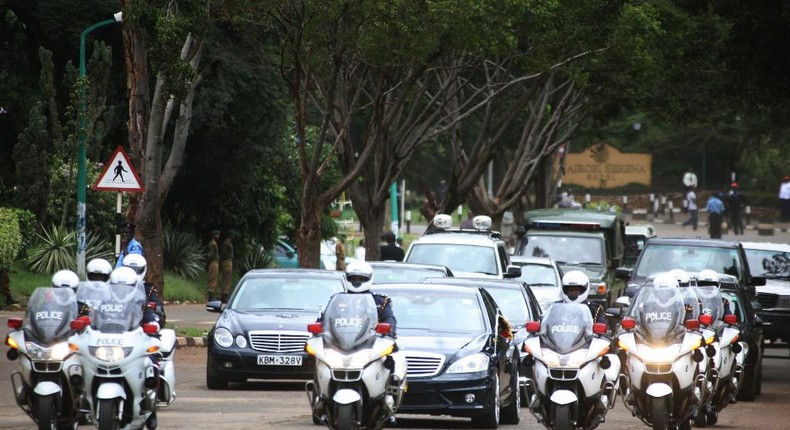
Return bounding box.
[374,283,521,428]
[369,261,453,284]
[205,269,346,389]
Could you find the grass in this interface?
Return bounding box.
[169,325,208,338]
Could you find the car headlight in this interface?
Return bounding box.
[214,327,233,348]
[26,342,70,361]
[446,353,489,374]
[92,346,130,362]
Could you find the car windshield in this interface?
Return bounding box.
[744,248,790,279]
[407,244,498,275]
[635,244,743,280]
[372,267,446,284]
[230,277,345,311]
[521,236,603,266]
[386,289,486,334]
[484,288,530,326]
[514,263,559,287]
[539,303,593,355]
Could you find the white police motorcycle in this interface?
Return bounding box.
[6,287,83,430]
[69,283,161,430]
[304,293,406,430]
[522,302,621,430]
[617,279,707,430]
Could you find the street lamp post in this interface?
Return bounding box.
[77,12,122,278]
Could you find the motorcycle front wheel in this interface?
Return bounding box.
[554,403,571,430]
[335,403,357,430]
[98,398,120,430]
[35,394,57,430]
[651,397,667,430]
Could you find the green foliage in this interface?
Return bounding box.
[25,224,74,273]
[163,227,205,280]
[0,208,23,269]
[585,201,622,214]
[8,208,36,259]
[13,102,50,221]
[238,242,276,274]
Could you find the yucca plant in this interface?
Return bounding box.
[26,224,76,274]
[163,227,205,280]
[239,242,276,274]
[85,232,115,262]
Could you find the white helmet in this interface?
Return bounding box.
[668,269,691,288]
[122,254,147,282]
[52,269,79,289]
[86,258,113,282]
[696,269,720,288]
[560,270,590,304]
[109,266,140,288]
[345,260,374,293]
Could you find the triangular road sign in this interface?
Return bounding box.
[93,146,144,192]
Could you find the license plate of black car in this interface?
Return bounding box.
[257,355,302,366]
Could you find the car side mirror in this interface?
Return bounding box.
[504,265,522,279]
[610,257,621,269]
[206,300,223,313]
[615,267,633,281]
[751,276,766,287]
[286,251,295,258]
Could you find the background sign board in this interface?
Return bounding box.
[92,146,144,192]
[563,143,652,188]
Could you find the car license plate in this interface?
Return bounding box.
[257,355,302,366]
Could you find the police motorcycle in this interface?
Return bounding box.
[617,275,707,430]
[69,283,161,430]
[304,292,407,430]
[521,303,621,430]
[6,287,82,429]
[692,272,744,426]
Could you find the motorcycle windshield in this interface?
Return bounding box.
[323,293,379,351]
[24,287,78,343]
[630,285,685,342]
[539,303,593,355]
[679,288,701,320]
[693,286,725,323]
[89,284,146,333]
[76,281,113,314]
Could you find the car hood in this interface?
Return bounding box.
[530,287,559,313]
[557,265,606,282]
[215,309,318,332]
[452,271,498,279]
[396,331,489,359]
[756,279,790,296]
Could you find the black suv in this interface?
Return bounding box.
[615,237,765,298]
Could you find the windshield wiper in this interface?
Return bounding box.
[575,261,603,266]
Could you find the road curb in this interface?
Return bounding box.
[176,336,207,348]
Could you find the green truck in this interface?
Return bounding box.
[514,208,626,307]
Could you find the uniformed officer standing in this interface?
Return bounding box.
[206,230,220,302]
[219,231,235,304]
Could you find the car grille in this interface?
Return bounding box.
[757,293,778,308]
[403,352,445,378]
[645,363,673,374]
[549,369,579,381]
[248,330,310,353]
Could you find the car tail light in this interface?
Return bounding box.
[7,317,22,330]
[593,323,607,335]
[526,321,541,333]
[724,314,738,325]
[307,323,323,334]
[699,314,713,326]
[375,323,392,335]
[621,317,636,330]
[685,319,700,330]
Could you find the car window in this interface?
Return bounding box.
[522,235,603,266]
[231,277,344,310]
[497,243,509,272]
[387,291,486,333]
[485,288,531,325]
[407,244,498,275]
[515,263,559,286]
[636,244,743,280]
[721,290,748,322]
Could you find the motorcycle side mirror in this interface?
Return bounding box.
[699,314,713,326]
[685,319,700,331]
[723,314,738,325]
[621,317,636,330]
[70,316,91,332]
[7,317,22,330]
[593,323,607,335]
[307,323,323,334]
[375,323,392,335]
[142,323,159,334]
[526,321,541,333]
[615,296,631,307]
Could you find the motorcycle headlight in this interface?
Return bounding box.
[637,344,680,363]
[446,353,489,374]
[26,342,71,361]
[539,348,590,368]
[92,346,129,362]
[214,327,233,348]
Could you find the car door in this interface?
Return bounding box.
[480,289,516,401]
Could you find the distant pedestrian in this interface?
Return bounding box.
[779,176,790,222]
[354,239,366,261]
[726,182,747,235]
[682,186,698,231]
[206,229,220,302]
[219,231,235,303]
[682,167,698,189]
[380,232,405,261]
[706,193,725,239]
[335,236,347,271]
[116,222,143,268]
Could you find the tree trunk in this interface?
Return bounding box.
[294,208,323,269]
[356,202,386,262]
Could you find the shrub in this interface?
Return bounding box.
[163,227,205,280]
[9,208,36,259]
[0,208,23,269]
[238,242,276,274]
[26,224,75,273]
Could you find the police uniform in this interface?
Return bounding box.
[554,300,607,324]
[219,235,234,301]
[373,293,397,334]
[206,233,220,301]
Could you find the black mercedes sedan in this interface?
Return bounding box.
[205,269,346,389]
[374,283,521,428]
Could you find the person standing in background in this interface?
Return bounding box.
[779,176,790,222]
[335,236,347,271]
[116,222,143,268]
[380,232,405,261]
[706,193,725,239]
[682,186,698,231]
[727,182,747,235]
[206,229,220,302]
[354,239,366,261]
[219,231,235,303]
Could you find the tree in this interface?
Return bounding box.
[13,103,51,222]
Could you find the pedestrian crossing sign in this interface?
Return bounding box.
[92,146,144,192]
